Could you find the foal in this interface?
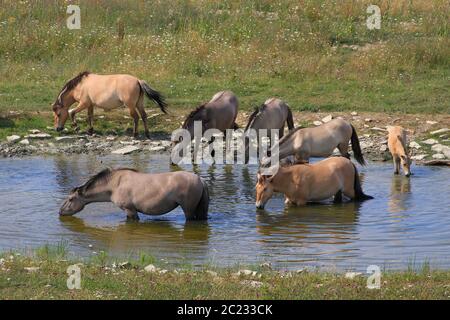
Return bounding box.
[387,126,411,177]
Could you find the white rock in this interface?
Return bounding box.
[370,127,386,132]
[26,133,52,139]
[158,269,168,274]
[144,264,157,273]
[24,267,40,272]
[364,118,372,122]
[431,144,449,153]
[432,153,445,159]
[160,140,171,148]
[29,129,41,134]
[149,146,166,152]
[426,121,438,125]
[205,270,218,277]
[411,154,426,161]
[55,136,82,142]
[233,269,257,277]
[345,272,362,279]
[313,121,322,126]
[422,138,438,145]
[19,139,30,145]
[351,111,358,116]
[106,136,116,141]
[322,115,333,123]
[6,135,21,143]
[112,145,141,155]
[430,128,449,135]
[443,148,450,159]
[380,145,388,152]
[409,141,421,149]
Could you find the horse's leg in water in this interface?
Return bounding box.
[124,207,139,221]
[86,105,94,135]
[393,156,400,174]
[136,96,150,139]
[333,190,343,203]
[69,102,90,132]
[337,142,350,159]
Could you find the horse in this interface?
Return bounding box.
[52,71,167,138]
[255,157,373,209]
[244,98,294,163]
[387,126,411,177]
[262,118,366,166]
[59,168,209,221]
[171,91,239,162]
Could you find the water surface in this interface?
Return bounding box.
[0,154,449,271]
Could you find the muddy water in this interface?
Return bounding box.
[0,154,449,271]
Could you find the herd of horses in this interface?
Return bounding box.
[55,72,412,220]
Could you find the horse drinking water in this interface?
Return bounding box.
[255,157,373,209]
[59,168,209,220]
[52,72,167,138]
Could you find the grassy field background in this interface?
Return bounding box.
[0,0,449,117]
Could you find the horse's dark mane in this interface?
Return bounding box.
[55,71,91,105]
[182,104,206,129]
[74,167,137,194]
[244,104,266,132]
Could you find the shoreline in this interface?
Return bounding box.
[1,249,449,300]
[1,110,449,163]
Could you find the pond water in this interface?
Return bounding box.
[0,154,449,271]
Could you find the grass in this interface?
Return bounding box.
[0,0,448,119]
[1,245,450,300]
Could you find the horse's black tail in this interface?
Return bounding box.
[286,107,294,130]
[193,178,209,220]
[352,163,373,201]
[138,80,167,113]
[350,124,366,166]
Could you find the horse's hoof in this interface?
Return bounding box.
[145,132,151,140]
[87,128,94,136]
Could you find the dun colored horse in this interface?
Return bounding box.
[59,168,209,220]
[52,71,167,138]
[171,91,239,162]
[263,118,366,166]
[255,157,373,209]
[244,98,294,162]
[387,126,411,177]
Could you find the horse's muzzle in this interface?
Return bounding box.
[255,202,265,210]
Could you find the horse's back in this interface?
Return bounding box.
[206,91,238,130]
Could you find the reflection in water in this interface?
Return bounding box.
[389,176,411,213]
[0,154,449,270]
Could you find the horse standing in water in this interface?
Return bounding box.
[263,118,366,166]
[59,168,209,221]
[387,126,412,177]
[255,157,373,209]
[52,71,167,138]
[172,91,239,163]
[244,98,294,163]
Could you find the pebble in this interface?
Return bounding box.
[431,144,449,153]
[409,141,421,149]
[411,154,427,161]
[345,272,362,279]
[19,139,30,145]
[25,133,52,139]
[322,115,333,123]
[111,145,141,155]
[426,121,438,125]
[313,121,322,126]
[240,280,263,288]
[351,111,358,116]
[422,138,438,145]
[432,153,445,159]
[6,135,21,143]
[149,146,166,152]
[144,264,157,273]
[430,128,449,135]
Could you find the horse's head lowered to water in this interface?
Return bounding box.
[59,168,113,216]
[255,172,275,209]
